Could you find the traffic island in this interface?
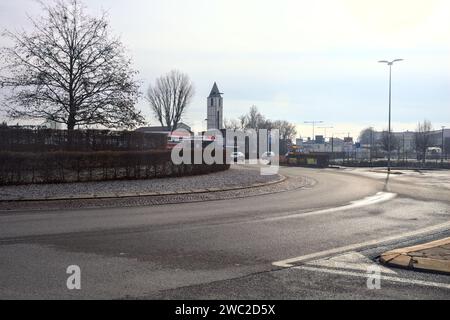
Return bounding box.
[380,237,450,275]
[0,167,316,211]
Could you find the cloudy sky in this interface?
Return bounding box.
[1,0,449,139]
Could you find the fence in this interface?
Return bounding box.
[0,128,167,152]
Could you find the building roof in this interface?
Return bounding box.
[208,82,222,98]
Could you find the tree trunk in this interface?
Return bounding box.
[67,113,76,150]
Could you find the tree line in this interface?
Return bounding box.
[224,105,297,140]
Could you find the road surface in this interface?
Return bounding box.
[0,167,449,299]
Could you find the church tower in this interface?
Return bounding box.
[207,82,223,130]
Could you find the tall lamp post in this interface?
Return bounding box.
[318,126,334,154]
[318,126,334,139]
[379,59,403,173]
[304,120,323,141]
[369,126,374,164]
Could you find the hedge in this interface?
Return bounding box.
[0,128,167,152]
[0,151,230,185]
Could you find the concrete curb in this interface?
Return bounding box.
[379,237,450,275]
[0,174,287,203]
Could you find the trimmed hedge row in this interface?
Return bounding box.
[0,128,167,152]
[0,151,230,185]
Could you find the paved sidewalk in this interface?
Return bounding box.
[380,237,450,275]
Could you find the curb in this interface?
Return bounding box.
[379,237,450,275]
[0,174,287,203]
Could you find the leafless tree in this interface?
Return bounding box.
[238,115,248,129]
[245,105,266,129]
[147,70,194,132]
[272,120,297,141]
[380,130,399,154]
[0,0,144,131]
[414,120,433,163]
[223,118,242,130]
[237,105,270,130]
[358,127,375,145]
[230,106,296,139]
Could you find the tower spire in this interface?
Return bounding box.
[208,82,222,97]
[207,82,224,130]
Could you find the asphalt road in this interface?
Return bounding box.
[0,167,449,299]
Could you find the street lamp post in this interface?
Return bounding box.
[369,127,374,165]
[403,132,407,163]
[318,126,333,154]
[318,126,334,139]
[304,121,323,141]
[379,59,404,173]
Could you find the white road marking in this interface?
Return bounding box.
[294,266,450,290]
[264,191,397,222]
[273,221,450,267]
[306,251,397,274]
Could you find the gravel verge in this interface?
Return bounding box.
[0,171,314,212]
[0,165,279,201]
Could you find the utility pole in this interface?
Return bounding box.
[318,126,334,139]
[403,132,406,162]
[369,127,374,165]
[304,121,324,141]
[331,135,334,162]
[379,59,404,173]
[442,126,446,166]
[319,126,334,156]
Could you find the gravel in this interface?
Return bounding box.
[0,173,313,212]
[0,165,282,201]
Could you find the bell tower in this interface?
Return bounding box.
[207,82,223,130]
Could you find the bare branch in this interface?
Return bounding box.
[146,70,194,132]
[0,0,144,130]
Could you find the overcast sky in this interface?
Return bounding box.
[1,0,449,139]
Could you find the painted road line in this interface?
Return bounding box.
[305,251,397,274]
[294,266,450,290]
[262,191,396,222]
[273,221,450,268]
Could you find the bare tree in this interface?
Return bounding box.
[237,105,269,130]
[358,127,375,145]
[147,70,194,132]
[272,120,297,141]
[380,130,399,155]
[229,106,297,139]
[238,114,248,129]
[414,120,433,163]
[223,118,242,130]
[245,105,266,129]
[0,0,144,131]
